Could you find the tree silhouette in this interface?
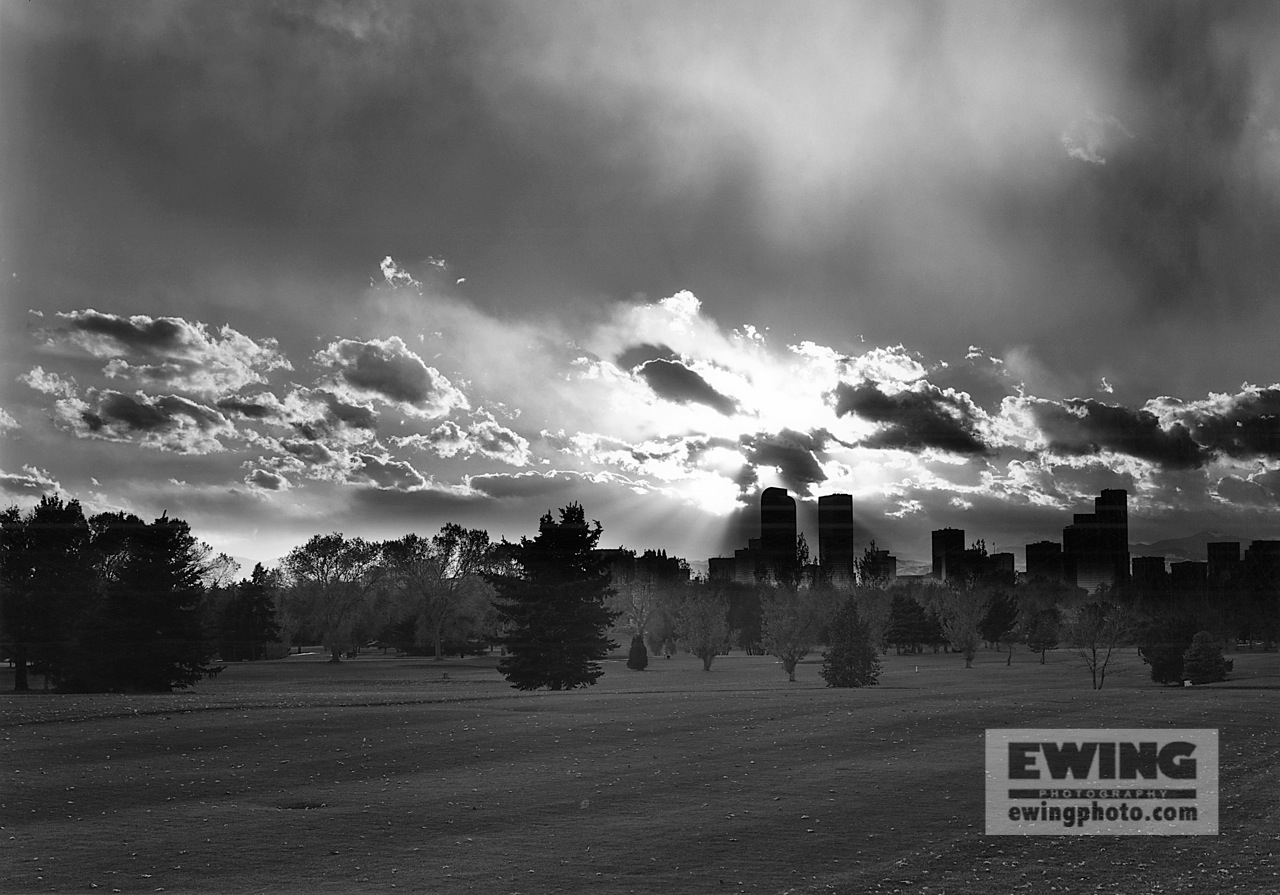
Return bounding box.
[1,497,92,690]
[820,597,882,688]
[674,585,733,671]
[759,587,822,681]
[220,564,282,661]
[384,525,492,661]
[1182,631,1228,684]
[282,533,384,662]
[490,504,617,690]
[627,634,648,670]
[63,512,219,692]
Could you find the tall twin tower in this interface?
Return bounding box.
[758,488,856,586]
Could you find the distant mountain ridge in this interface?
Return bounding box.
[1129,530,1251,563]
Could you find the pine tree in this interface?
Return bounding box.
[64,512,219,692]
[820,597,882,688]
[1181,631,1228,685]
[1,498,93,690]
[220,564,282,661]
[491,504,618,690]
[627,634,648,671]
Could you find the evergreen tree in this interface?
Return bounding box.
[490,504,618,690]
[627,634,648,671]
[979,590,1020,661]
[1,498,93,690]
[220,564,282,661]
[820,597,882,688]
[1138,615,1199,685]
[1182,631,1228,684]
[64,512,219,692]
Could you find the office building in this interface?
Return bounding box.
[818,493,855,589]
[760,487,798,583]
[1063,489,1129,593]
[932,528,966,582]
[1025,541,1064,583]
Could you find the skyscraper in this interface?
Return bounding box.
[1025,540,1064,583]
[760,487,797,583]
[932,528,965,582]
[1063,489,1129,593]
[817,493,855,589]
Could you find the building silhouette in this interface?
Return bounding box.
[817,493,855,589]
[760,487,798,583]
[931,528,966,583]
[1062,489,1129,593]
[1207,541,1242,583]
[1025,540,1064,583]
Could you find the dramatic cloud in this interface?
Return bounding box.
[71,391,233,454]
[636,359,738,415]
[739,428,829,495]
[280,388,377,444]
[244,468,290,492]
[831,381,989,455]
[48,311,291,395]
[1025,398,1209,469]
[215,395,284,421]
[1171,387,1280,459]
[396,417,531,467]
[350,453,428,491]
[616,343,680,369]
[19,366,79,398]
[315,336,468,418]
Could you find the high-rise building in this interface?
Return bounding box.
[932,528,965,582]
[760,487,797,583]
[1130,555,1167,587]
[817,494,855,589]
[1207,542,1241,582]
[1063,489,1129,593]
[1025,541,1064,583]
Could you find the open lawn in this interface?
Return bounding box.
[3,646,1278,894]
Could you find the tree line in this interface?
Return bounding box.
[5,497,1266,693]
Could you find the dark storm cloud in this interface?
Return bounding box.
[1179,387,1280,459]
[616,343,679,369]
[1087,3,1280,311]
[1027,398,1209,469]
[316,337,466,418]
[739,429,828,495]
[832,381,988,455]
[636,360,738,415]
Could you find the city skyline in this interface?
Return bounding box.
[4,3,1280,569]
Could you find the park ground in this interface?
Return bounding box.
[2,645,1278,895]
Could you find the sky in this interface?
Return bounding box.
[3,0,1280,573]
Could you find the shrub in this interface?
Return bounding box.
[1182,631,1228,685]
[627,634,648,671]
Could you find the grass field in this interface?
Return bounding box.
[3,645,1278,894]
